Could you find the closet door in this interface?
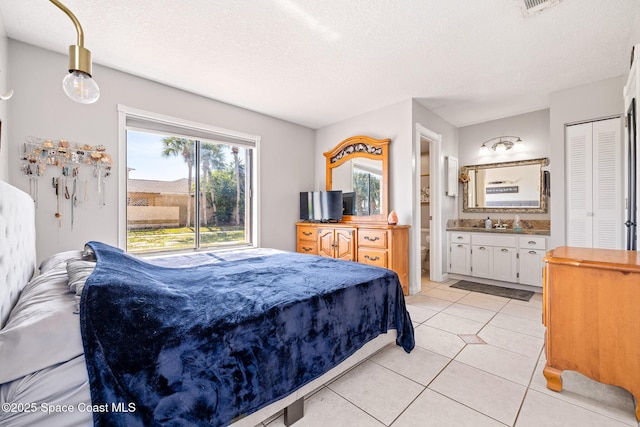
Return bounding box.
[566,118,623,249]
[592,119,623,249]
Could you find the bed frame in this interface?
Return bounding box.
[0,179,394,426]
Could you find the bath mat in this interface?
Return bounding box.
[450,280,534,301]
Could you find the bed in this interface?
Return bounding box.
[0,180,414,426]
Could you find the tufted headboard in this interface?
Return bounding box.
[0,181,36,329]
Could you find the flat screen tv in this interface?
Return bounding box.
[300,191,343,222]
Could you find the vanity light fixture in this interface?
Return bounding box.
[50,0,100,104]
[478,136,524,154]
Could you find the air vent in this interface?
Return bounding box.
[519,0,560,16]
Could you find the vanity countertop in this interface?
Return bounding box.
[446,226,550,236]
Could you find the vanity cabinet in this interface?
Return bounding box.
[448,231,547,286]
[296,223,410,294]
[469,234,518,283]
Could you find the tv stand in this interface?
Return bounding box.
[296,222,409,295]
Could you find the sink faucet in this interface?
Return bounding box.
[495,218,504,228]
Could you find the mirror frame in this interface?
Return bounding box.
[325,135,390,224]
[460,157,550,214]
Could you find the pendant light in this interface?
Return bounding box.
[50,0,100,104]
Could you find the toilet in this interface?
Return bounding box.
[420,228,430,271]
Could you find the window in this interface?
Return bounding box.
[119,106,259,254]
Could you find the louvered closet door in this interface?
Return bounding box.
[566,123,593,247]
[566,118,623,249]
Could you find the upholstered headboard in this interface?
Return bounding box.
[0,181,36,329]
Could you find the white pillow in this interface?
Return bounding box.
[0,264,84,384]
[66,260,96,313]
[39,251,84,274]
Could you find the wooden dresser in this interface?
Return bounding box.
[542,246,640,420]
[296,222,410,295]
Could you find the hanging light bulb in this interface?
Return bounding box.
[51,0,100,104]
[479,143,489,155]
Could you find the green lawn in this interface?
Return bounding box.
[127,226,245,253]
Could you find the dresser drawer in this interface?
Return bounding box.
[297,241,317,255]
[358,249,388,268]
[297,226,317,242]
[519,236,546,250]
[358,229,388,249]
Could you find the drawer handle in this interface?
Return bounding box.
[528,250,537,254]
[365,236,380,241]
[302,231,313,236]
[478,246,486,250]
[364,255,380,261]
[457,244,464,248]
[501,248,509,252]
[528,240,536,245]
[302,247,313,252]
[456,236,463,240]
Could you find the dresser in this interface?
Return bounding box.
[296,222,410,295]
[542,246,640,420]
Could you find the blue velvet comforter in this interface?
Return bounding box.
[80,242,414,426]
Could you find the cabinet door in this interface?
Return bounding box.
[519,249,545,286]
[334,229,356,261]
[471,245,492,278]
[317,228,335,258]
[449,243,470,275]
[492,247,517,282]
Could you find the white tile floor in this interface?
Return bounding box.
[263,278,639,427]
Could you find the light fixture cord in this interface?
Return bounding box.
[49,0,85,47]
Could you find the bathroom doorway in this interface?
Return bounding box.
[413,123,444,293]
[419,137,431,279]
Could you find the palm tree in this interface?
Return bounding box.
[161,137,194,228]
[200,142,225,226]
[232,146,241,225]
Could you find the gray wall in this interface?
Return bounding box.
[0,19,8,181]
[314,99,459,294]
[7,41,315,265]
[548,75,625,250]
[458,109,551,221]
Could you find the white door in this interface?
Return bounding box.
[492,247,517,283]
[471,245,492,278]
[519,249,545,286]
[449,243,470,275]
[566,118,623,249]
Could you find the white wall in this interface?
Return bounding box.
[548,75,625,250]
[7,41,315,265]
[0,18,8,181]
[457,109,551,221]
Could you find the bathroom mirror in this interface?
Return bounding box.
[325,135,389,223]
[460,157,549,213]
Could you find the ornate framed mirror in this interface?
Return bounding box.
[460,157,550,213]
[324,135,390,223]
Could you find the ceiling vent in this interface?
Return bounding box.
[519,0,560,16]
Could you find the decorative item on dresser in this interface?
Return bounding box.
[297,135,411,295]
[542,246,640,421]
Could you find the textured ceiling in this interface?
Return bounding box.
[0,0,638,129]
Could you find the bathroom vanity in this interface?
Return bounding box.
[447,228,548,287]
